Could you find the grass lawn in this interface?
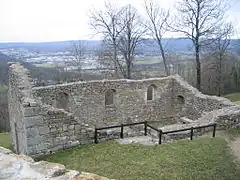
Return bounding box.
[0,132,12,149]
[42,137,240,180]
[135,56,162,64]
[224,92,240,103]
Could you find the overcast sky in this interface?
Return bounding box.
[1,0,240,42]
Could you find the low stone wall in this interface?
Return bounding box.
[196,105,240,129]
[0,146,112,180]
[148,104,240,142]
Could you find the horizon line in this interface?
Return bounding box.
[0,37,239,44]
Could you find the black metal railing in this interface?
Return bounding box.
[145,123,163,144]
[94,121,148,144]
[94,121,217,144]
[159,123,217,144]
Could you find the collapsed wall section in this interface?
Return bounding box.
[8,63,94,157]
[196,105,240,129]
[172,76,234,120]
[33,77,175,127]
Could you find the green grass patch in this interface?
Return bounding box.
[135,56,162,64]
[233,101,240,104]
[224,92,240,102]
[42,138,240,180]
[0,132,12,149]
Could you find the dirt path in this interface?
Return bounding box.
[228,137,240,163]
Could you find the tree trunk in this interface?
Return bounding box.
[127,67,131,79]
[218,54,222,96]
[158,40,169,76]
[113,40,119,78]
[196,46,201,91]
[126,60,131,79]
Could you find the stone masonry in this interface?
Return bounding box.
[8,62,240,157]
[0,146,112,180]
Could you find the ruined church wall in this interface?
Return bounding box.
[8,63,94,157]
[172,76,234,120]
[8,63,30,154]
[33,78,175,128]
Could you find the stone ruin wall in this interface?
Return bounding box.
[8,62,93,157]
[8,63,29,155]
[172,76,234,120]
[8,62,239,157]
[32,75,233,129]
[32,77,175,128]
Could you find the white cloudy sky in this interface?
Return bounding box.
[1,0,240,42]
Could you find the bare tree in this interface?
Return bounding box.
[117,4,146,79]
[65,40,87,81]
[144,0,170,76]
[89,1,125,77]
[173,0,229,90]
[204,23,233,96]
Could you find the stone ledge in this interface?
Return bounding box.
[0,146,113,180]
[180,117,194,124]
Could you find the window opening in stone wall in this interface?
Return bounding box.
[177,95,185,104]
[55,92,69,110]
[105,89,116,105]
[147,84,157,101]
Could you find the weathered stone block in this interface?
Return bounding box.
[38,126,50,135]
[24,107,40,117]
[29,101,38,107]
[25,116,43,128]
[27,136,44,146]
[68,125,75,130]
[0,146,12,154]
[27,127,39,138]
[75,124,81,131]
[63,124,68,131]
[50,128,57,132]
[64,140,80,148]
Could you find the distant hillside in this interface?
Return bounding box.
[0,38,238,54]
[0,52,14,84]
[0,40,101,53]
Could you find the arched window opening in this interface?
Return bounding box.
[147,84,157,101]
[105,89,116,105]
[177,95,185,104]
[55,92,69,110]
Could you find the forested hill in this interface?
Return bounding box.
[0,52,14,85]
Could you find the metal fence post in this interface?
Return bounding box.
[213,123,216,138]
[94,129,98,144]
[159,130,162,144]
[120,124,124,139]
[190,127,193,140]
[144,121,147,136]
